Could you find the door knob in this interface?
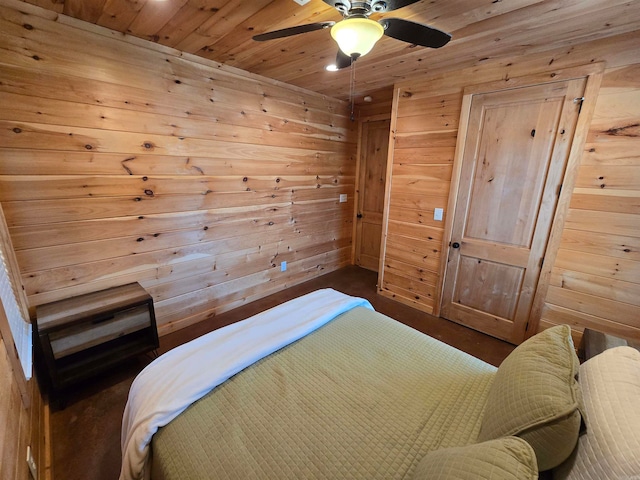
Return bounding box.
[451,242,460,249]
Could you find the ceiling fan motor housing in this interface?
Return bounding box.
[331,1,390,16]
[371,1,388,13]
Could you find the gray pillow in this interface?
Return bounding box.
[478,325,583,471]
[412,437,538,480]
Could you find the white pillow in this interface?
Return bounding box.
[553,346,640,480]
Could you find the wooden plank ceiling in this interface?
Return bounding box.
[19,0,640,100]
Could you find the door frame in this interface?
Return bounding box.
[436,63,604,340]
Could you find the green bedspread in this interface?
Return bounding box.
[151,306,497,479]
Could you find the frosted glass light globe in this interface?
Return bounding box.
[331,18,384,58]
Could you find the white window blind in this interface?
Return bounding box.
[0,247,32,379]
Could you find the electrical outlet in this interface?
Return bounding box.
[434,208,444,221]
[339,193,347,203]
[26,446,37,480]
[281,261,287,272]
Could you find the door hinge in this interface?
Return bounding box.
[574,96,585,114]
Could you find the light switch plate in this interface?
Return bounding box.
[339,194,348,203]
[434,208,444,221]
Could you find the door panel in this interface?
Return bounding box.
[453,256,524,319]
[355,119,390,272]
[465,97,564,248]
[441,79,586,344]
[360,221,382,269]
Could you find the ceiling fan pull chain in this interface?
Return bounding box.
[349,60,356,122]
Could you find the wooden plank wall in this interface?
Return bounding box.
[381,31,640,340]
[0,0,356,335]
[0,334,47,480]
[355,86,394,120]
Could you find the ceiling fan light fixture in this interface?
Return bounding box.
[330,17,384,58]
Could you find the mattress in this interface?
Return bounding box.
[150,306,497,480]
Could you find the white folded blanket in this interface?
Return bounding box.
[119,288,373,480]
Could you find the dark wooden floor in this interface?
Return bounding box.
[50,266,515,480]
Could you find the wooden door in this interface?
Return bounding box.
[441,79,586,344]
[355,119,390,271]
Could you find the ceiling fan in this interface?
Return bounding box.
[253,0,451,70]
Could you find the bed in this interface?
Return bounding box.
[119,289,640,480]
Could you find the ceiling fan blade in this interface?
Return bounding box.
[381,18,451,48]
[252,21,335,42]
[335,50,353,69]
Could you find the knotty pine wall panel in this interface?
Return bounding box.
[0,335,46,480]
[0,1,356,334]
[540,62,640,340]
[382,31,640,340]
[355,86,394,120]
